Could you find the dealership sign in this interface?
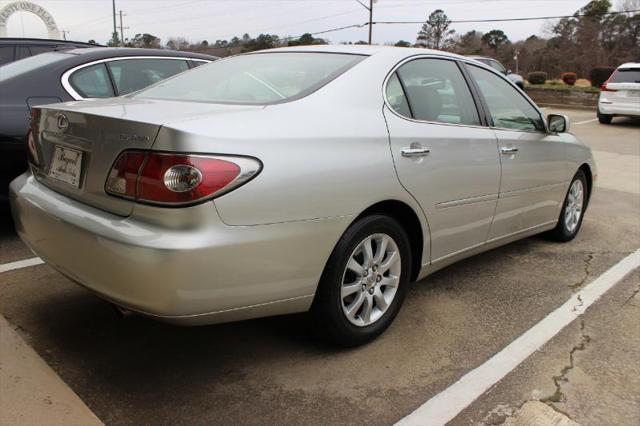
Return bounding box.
[0,1,60,39]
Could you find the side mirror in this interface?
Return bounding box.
[506,69,512,75]
[547,114,570,133]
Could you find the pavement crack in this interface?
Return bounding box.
[541,318,591,417]
[623,283,640,307]
[569,253,595,292]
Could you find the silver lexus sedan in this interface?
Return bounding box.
[10,46,596,346]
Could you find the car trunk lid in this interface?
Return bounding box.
[30,98,262,216]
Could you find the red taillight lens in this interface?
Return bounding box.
[600,79,617,92]
[26,131,39,166]
[105,151,146,198]
[138,154,241,204]
[106,151,260,206]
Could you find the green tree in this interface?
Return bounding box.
[482,29,509,52]
[288,33,326,46]
[394,40,412,47]
[415,9,455,49]
[107,31,120,47]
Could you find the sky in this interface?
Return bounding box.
[2,0,608,45]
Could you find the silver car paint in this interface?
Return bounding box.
[10,46,596,325]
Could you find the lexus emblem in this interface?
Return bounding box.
[56,113,69,131]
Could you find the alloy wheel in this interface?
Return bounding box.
[340,233,401,327]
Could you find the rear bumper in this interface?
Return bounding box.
[9,173,350,324]
[598,100,640,116]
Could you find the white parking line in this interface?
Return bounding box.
[0,257,44,274]
[397,249,640,426]
[575,118,598,125]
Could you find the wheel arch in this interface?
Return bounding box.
[578,163,593,204]
[353,200,425,282]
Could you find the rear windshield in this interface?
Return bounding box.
[134,52,366,104]
[0,51,70,81]
[610,68,640,83]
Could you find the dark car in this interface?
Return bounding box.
[0,38,99,66]
[0,47,217,199]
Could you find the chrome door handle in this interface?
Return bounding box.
[401,147,431,158]
[501,147,519,155]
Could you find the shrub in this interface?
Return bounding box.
[589,67,615,88]
[527,71,547,85]
[561,72,577,86]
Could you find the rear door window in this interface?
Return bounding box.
[390,58,481,125]
[69,63,115,98]
[106,58,190,95]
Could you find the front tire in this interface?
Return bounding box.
[547,170,588,242]
[311,215,411,347]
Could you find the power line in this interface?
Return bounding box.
[371,9,640,25]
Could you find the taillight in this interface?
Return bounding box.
[600,79,617,92]
[106,151,261,206]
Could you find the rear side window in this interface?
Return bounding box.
[610,68,640,83]
[16,46,31,60]
[135,52,365,105]
[389,58,480,125]
[106,58,189,95]
[386,73,412,118]
[468,65,544,131]
[69,63,115,98]
[30,45,55,55]
[0,51,69,81]
[0,46,15,66]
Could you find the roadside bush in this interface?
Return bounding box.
[561,72,577,86]
[527,71,547,85]
[589,67,615,88]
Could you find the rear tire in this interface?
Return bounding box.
[311,214,411,347]
[597,111,613,124]
[547,170,588,242]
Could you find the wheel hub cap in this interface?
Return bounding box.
[340,233,401,327]
[564,179,584,233]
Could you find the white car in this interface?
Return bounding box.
[597,63,640,124]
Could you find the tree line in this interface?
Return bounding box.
[103,0,638,80]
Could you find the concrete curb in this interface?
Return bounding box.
[0,316,103,425]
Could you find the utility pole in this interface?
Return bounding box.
[368,0,373,45]
[117,10,129,46]
[112,0,117,39]
[355,0,376,45]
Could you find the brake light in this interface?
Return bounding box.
[26,131,39,166]
[106,151,261,206]
[600,79,617,92]
[29,108,41,132]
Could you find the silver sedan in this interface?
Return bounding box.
[10,46,596,346]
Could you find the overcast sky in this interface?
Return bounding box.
[3,0,605,45]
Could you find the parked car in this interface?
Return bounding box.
[597,62,640,124]
[0,47,216,200]
[468,56,524,89]
[0,38,99,66]
[10,46,596,346]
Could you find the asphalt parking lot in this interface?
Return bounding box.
[1,108,638,425]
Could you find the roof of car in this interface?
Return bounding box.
[0,37,98,46]
[618,62,640,69]
[259,44,468,60]
[60,47,217,61]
